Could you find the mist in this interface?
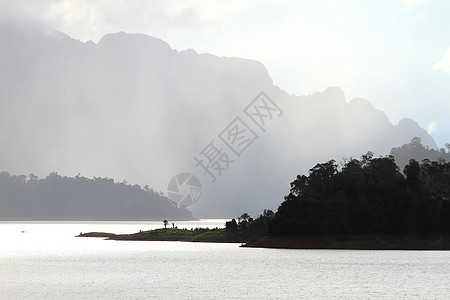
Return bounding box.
[0,20,437,217]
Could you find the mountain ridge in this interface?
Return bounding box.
[0,21,437,217]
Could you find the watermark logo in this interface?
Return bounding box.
[167,173,202,208]
[219,117,258,157]
[167,92,282,208]
[193,141,235,183]
[244,92,283,132]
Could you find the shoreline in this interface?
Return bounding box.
[77,228,248,243]
[78,229,450,250]
[0,218,198,222]
[242,233,450,250]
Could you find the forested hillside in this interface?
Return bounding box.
[0,172,192,220]
[269,153,450,235]
[390,137,450,171]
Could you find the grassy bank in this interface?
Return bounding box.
[77,227,249,243]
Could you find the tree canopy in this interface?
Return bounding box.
[269,154,450,235]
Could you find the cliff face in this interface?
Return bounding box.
[0,21,437,217]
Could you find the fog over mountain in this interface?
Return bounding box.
[0,171,192,221]
[0,20,437,218]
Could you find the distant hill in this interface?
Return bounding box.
[0,172,193,220]
[0,20,438,217]
[390,137,450,172]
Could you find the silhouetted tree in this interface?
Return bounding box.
[225,218,238,232]
[270,153,450,235]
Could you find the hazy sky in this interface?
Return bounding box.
[2,0,449,147]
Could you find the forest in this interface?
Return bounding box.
[268,152,450,235]
[0,172,192,220]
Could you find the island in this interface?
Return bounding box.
[77,224,450,250]
[77,213,271,244]
[77,227,248,243]
[248,151,449,250]
[79,149,450,250]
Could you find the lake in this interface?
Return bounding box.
[1,220,449,299]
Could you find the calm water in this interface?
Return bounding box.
[1,221,449,299]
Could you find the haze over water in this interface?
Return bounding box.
[1,221,449,299]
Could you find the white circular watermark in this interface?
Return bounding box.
[167,173,202,208]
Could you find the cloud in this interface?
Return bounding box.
[402,0,430,6]
[0,0,263,42]
[427,120,437,134]
[432,48,450,73]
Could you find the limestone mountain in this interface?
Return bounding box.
[0,20,437,217]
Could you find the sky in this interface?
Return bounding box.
[1,0,449,147]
